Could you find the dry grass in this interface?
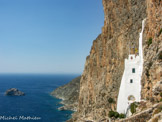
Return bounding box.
[152,116,158,122]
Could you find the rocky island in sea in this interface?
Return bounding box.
[51,76,81,111]
[5,88,25,96]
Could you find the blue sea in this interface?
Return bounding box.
[0,74,79,122]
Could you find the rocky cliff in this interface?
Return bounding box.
[69,0,161,121]
[51,76,81,111]
[141,0,161,103]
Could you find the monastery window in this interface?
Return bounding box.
[132,68,135,73]
[128,95,135,101]
[130,79,133,83]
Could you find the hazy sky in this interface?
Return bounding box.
[0,0,104,74]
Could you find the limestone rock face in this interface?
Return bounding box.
[5,88,25,96]
[51,76,81,111]
[118,102,162,122]
[70,0,161,121]
[141,0,162,103]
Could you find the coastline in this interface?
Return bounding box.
[51,76,81,112]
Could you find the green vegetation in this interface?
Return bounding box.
[108,110,126,119]
[147,86,150,90]
[160,92,162,97]
[158,28,162,36]
[108,110,115,118]
[147,37,152,46]
[130,102,138,114]
[119,113,126,118]
[114,112,119,118]
[158,51,162,60]
[160,98,162,102]
[135,48,138,54]
[108,97,114,103]
[146,70,150,78]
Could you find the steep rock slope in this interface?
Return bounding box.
[70,0,161,121]
[141,0,162,103]
[51,76,81,111]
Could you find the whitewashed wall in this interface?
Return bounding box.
[117,55,141,113]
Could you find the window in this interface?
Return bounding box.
[130,79,133,83]
[128,95,135,101]
[132,68,135,73]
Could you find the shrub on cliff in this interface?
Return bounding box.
[130,102,138,114]
[119,113,126,118]
[147,37,152,46]
[108,111,115,118]
[114,112,119,118]
[158,28,162,36]
[160,92,162,97]
[108,110,125,119]
[108,97,114,103]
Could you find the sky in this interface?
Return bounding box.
[0,0,104,74]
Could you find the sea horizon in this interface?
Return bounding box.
[0,73,81,76]
[0,74,78,122]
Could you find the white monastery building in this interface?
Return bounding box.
[117,19,146,114]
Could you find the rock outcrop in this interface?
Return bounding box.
[68,0,161,121]
[141,0,162,103]
[51,76,81,111]
[5,88,25,96]
[117,102,162,122]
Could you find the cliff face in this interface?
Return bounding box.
[69,0,161,121]
[51,76,81,111]
[141,0,162,103]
